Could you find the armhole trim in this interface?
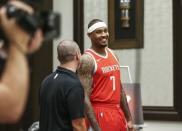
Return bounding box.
[107,48,120,65]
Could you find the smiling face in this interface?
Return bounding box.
[88,26,109,49]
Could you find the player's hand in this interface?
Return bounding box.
[127,120,136,131]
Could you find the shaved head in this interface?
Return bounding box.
[57,40,80,64]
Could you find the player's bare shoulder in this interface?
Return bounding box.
[77,54,94,94]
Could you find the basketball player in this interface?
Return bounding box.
[78,19,135,131]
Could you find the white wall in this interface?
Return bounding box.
[53,0,73,70]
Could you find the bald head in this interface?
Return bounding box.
[57,40,80,64]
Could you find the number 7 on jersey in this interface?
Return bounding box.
[110,76,116,91]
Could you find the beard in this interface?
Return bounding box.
[97,41,108,48]
[99,44,107,48]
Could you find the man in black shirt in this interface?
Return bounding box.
[39,40,86,131]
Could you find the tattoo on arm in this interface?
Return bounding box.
[77,55,101,131]
[84,93,101,131]
[77,55,93,95]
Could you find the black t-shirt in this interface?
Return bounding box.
[39,67,85,131]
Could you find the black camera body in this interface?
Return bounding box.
[0,4,60,43]
[0,3,61,74]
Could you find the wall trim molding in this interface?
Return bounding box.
[143,106,182,121]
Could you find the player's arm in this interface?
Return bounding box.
[77,54,101,131]
[113,51,135,131]
[120,84,135,131]
[72,118,87,131]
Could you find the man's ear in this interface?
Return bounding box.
[75,51,81,60]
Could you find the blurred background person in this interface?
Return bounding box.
[0,0,43,123]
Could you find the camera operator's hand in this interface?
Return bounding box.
[0,1,43,54]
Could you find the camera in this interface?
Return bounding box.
[0,3,61,44]
[0,2,61,74]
